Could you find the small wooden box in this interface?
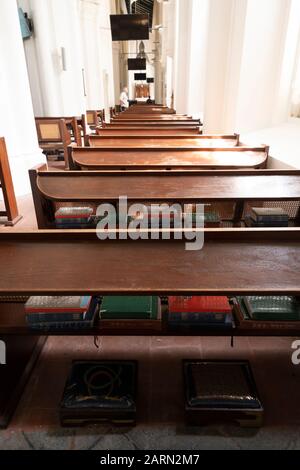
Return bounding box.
[183,360,263,428]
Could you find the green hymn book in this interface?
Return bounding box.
[100,296,159,320]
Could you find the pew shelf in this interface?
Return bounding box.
[0,228,299,427]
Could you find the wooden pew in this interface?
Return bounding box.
[29,166,299,229]
[0,138,22,226]
[86,110,102,130]
[96,127,201,136]
[0,227,299,427]
[123,106,176,114]
[1,228,299,301]
[104,121,201,132]
[111,117,201,124]
[104,123,202,131]
[35,116,85,146]
[67,145,269,171]
[89,134,240,148]
[35,118,73,162]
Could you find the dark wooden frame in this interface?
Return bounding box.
[0,137,22,226]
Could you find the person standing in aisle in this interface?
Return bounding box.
[120,87,129,112]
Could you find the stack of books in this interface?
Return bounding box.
[133,207,179,229]
[119,210,220,229]
[183,360,263,427]
[24,296,99,330]
[181,211,220,228]
[55,207,94,228]
[245,207,289,227]
[236,296,300,321]
[168,296,233,329]
[203,211,221,227]
[60,360,137,426]
[100,296,160,320]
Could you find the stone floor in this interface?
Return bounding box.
[1,335,300,450]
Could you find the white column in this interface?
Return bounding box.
[79,0,115,111]
[169,0,209,118]
[203,0,248,133]
[0,0,44,197]
[202,0,296,133]
[18,0,87,116]
[235,0,293,133]
[172,0,191,114]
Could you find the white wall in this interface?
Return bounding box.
[18,0,87,116]
[18,0,116,116]
[79,0,115,111]
[186,0,209,118]
[203,0,248,132]
[274,0,300,123]
[235,0,291,133]
[168,0,300,136]
[0,0,44,197]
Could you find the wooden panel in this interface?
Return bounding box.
[0,230,299,295]
[108,122,200,127]
[112,118,200,124]
[96,128,200,135]
[135,84,150,98]
[124,106,175,114]
[71,147,268,170]
[87,110,98,126]
[35,170,300,202]
[114,115,197,120]
[0,335,45,428]
[39,123,61,140]
[89,135,239,148]
[0,138,21,225]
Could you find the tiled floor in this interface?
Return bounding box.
[0,335,299,450]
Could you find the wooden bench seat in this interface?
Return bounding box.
[96,127,201,135]
[0,229,299,296]
[68,145,269,171]
[89,134,240,148]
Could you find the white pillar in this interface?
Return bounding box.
[172,0,191,114]
[18,0,87,116]
[235,0,293,133]
[185,0,209,119]
[78,0,115,111]
[203,0,248,133]
[0,0,44,197]
[170,0,209,118]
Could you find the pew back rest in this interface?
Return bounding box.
[86,111,99,127]
[29,165,300,229]
[35,118,70,144]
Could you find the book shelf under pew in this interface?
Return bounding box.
[0,228,299,427]
[0,228,299,337]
